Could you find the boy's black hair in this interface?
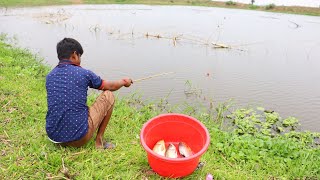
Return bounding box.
[56,38,84,60]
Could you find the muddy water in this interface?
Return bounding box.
[1,5,320,131]
[213,0,320,8]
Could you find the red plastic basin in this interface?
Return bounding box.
[140,113,210,178]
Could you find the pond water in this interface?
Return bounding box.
[1,5,320,131]
[213,0,320,8]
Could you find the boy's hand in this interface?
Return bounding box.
[122,78,133,87]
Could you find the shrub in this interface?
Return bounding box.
[226,1,236,6]
[265,3,276,10]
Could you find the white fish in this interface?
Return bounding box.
[178,142,193,158]
[165,143,178,158]
[152,140,166,157]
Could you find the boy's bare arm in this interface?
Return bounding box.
[101,78,132,91]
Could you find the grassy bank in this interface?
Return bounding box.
[1,38,320,179]
[0,0,320,16]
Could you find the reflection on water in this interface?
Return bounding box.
[1,5,320,131]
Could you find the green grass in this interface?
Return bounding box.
[1,38,320,179]
[0,0,320,16]
[0,0,72,6]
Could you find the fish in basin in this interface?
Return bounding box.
[152,140,166,156]
[165,143,178,158]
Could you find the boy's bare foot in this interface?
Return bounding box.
[95,138,103,148]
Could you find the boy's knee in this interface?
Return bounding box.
[102,91,115,106]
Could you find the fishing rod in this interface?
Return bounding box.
[133,72,175,83]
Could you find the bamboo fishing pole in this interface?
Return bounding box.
[134,72,175,83]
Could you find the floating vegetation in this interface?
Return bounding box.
[82,22,247,51]
[184,80,202,97]
[33,9,71,24]
[288,20,301,29]
[143,32,238,50]
[26,8,251,51]
[89,24,101,32]
[211,43,230,49]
